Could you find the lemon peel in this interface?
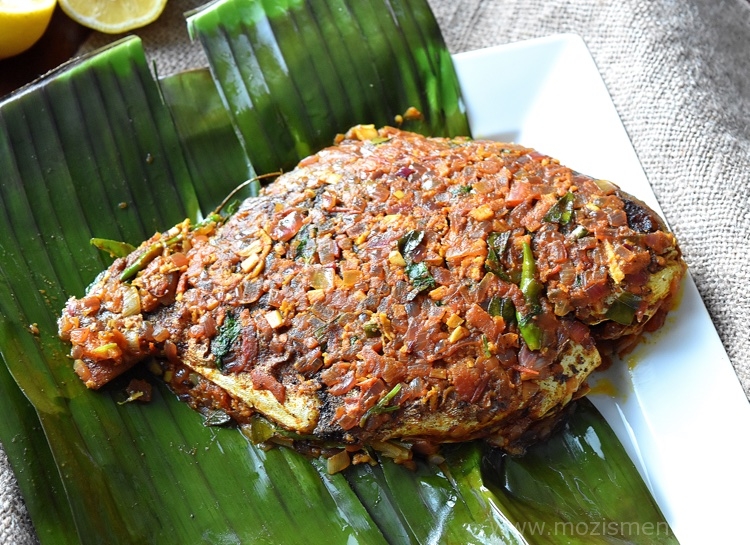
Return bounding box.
[58,0,167,34]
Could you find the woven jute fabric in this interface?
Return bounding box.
[3,0,749,542]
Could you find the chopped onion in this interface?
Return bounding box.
[326,450,351,474]
[472,179,493,194]
[164,340,179,363]
[170,252,189,268]
[341,269,362,287]
[593,178,617,194]
[428,453,446,465]
[448,325,470,343]
[152,326,170,343]
[265,310,284,329]
[201,314,217,338]
[310,268,334,290]
[121,285,141,317]
[370,440,411,461]
[316,236,339,264]
[271,209,306,242]
[121,329,141,351]
[69,328,90,344]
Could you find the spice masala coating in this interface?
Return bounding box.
[59,126,685,456]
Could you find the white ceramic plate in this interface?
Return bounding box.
[453,34,750,544]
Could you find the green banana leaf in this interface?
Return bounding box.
[159,67,256,210]
[488,398,679,544]
[0,36,393,545]
[0,355,78,544]
[186,0,469,175]
[0,0,676,543]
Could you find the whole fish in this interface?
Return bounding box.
[59,126,685,462]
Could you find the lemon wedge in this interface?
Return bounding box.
[59,0,167,34]
[0,0,57,60]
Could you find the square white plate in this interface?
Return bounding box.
[453,34,750,544]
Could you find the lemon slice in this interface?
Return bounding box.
[59,0,167,34]
[0,0,57,60]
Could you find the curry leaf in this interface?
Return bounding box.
[398,229,425,258]
[211,312,242,368]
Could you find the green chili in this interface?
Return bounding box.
[544,192,575,224]
[481,335,492,357]
[91,237,136,258]
[569,225,589,239]
[516,241,544,351]
[363,322,381,338]
[405,262,436,300]
[192,212,223,231]
[119,232,183,282]
[605,292,641,325]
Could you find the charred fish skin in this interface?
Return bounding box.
[58,126,685,453]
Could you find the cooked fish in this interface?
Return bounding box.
[58,126,685,457]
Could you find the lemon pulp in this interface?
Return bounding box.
[58,0,167,34]
[0,0,57,60]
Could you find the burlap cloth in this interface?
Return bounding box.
[3,0,749,542]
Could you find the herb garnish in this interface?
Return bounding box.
[485,231,511,280]
[359,383,403,427]
[405,262,436,298]
[293,225,317,262]
[211,313,241,369]
[487,295,516,325]
[452,184,473,195]
[398,229,424,257]
[397,230,436,301]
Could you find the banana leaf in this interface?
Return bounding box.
[0,355,78,544]
[485,398,679,545]
[0,36,393,545]
[158,67,256,211]
[0,1,676,543]
[186,0,469,175]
